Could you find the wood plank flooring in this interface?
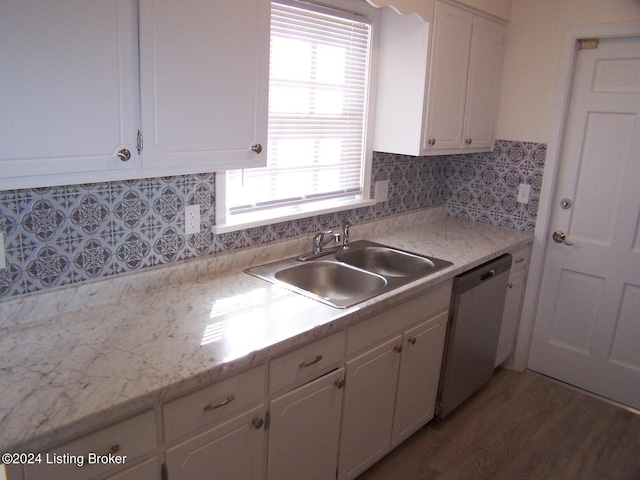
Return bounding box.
[357,368,640,480]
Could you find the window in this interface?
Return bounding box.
[215,0,377,232]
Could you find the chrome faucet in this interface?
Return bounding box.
[341,220,351,250]
[313,229,340,255]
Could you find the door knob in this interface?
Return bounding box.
[552,230,574,245]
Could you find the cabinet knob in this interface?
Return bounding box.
[428,138,436,146]
[408,336,417,345]
[251,417,264,429]
[465,138,473,145]
[394,344,403,353]
[251,143,263,154]
[334,378,345,389]
[117,148,131,162]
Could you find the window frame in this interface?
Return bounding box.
[213,0,380,234]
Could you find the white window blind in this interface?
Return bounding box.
[225,0,372,216]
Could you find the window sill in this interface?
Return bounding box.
[212,198,376,234]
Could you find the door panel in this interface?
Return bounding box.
[529,36,640,409]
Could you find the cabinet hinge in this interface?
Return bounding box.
[161,462,168,480]
[137,130,143,154]
[578,39,599,50]
[265,411,271,430]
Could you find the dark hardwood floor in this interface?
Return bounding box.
[357,368,640,480]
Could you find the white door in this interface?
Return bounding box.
[528,37,640,409]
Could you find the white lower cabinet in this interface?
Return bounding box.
[339,337,402,479]
[338,282,452,480]
[105,458,158,480]
[495,244,532,367]
[23,410,157,480]
[164,405,266,480]
[161,365,266,480]
[267,368,345,480]
[392,310,448,446]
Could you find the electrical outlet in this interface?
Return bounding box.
[517,183,531,204]
[185,204,201,234]
[0,232,6,269]
[375,180,389,203]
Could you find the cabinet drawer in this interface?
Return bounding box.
[347,281,452,357]
[269,331,345,394]
[163,365,265,443]
[510,245,531,275]
[24,410,156,480]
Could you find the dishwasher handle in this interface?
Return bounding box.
[453,254,512,294]
[480,269,495,281]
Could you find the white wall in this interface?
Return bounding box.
[496,0,640,143]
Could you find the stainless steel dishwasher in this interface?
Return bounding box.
[436,254,512,418]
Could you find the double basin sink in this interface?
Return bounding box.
[246,240,452,308]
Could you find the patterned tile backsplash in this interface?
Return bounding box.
[0,140,545,299]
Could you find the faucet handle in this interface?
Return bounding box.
[341,221,351,249]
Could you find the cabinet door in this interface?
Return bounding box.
[105,458,157,480]
[462,15,504,151]
[423,2,472,151]
[139,0,269,173]
[0,0,139,190]
[338,337,402,480]
[268,368,345,480]
[495,270,526,367]
[392,310,448,446]
[165,405,266,480]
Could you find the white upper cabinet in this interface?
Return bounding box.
[0,0,269,190]
[373,1,505,156]
[0,0,139,189]
[459,13,505,151]
[138,0,269,174]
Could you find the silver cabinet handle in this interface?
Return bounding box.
[299,355,323,368]
[117,149,131,162]
[515,258,525,263]
[203,395,236,411]
[552,230,574,245]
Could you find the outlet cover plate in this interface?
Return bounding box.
[185,204,201,234]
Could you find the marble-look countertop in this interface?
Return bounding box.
[0,209,533,453]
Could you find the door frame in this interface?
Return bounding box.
[512,21,640,372]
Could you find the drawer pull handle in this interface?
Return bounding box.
[515,258,525,263]
[299,355,323,368]
[408,336,417,345]
[204,395,236,411]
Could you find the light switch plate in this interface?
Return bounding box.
[375,180,389,203]
[0,232,6,269]
[517,183,531,204]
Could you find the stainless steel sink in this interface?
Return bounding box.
[336,245,446,277]
[245,240,452,308]
[275,261,387,306]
